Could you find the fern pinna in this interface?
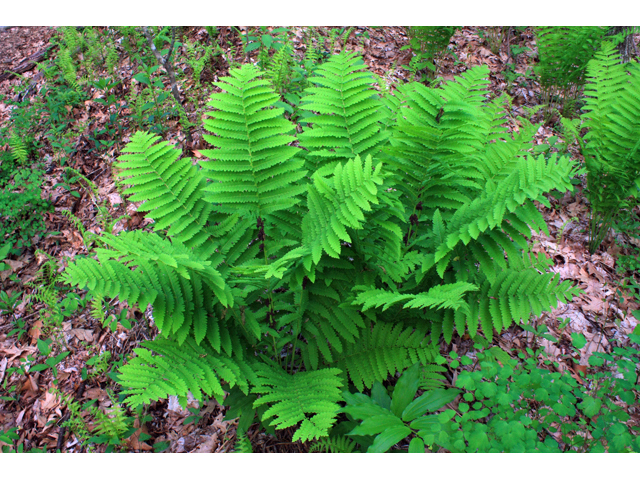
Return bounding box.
[63,51,580,443]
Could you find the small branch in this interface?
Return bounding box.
[142,27,192,142]
[142,27,183,107]
[0,44,58,82]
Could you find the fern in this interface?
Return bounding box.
[298,51,389,173]
[303,154,383,263]
[265,39,295,95]
[119,338,255,408]
[535,27,607,91]
[115,131,218,252]
[62,56,581,446]
[568,42,640,252]
[200,65,307,219]
[63,230,232,345]
[309,435,358,453]
[9,135,28,164]
[233,431,253,453]
[252,365,344,442]
[325,321,437,392]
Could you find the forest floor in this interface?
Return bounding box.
[0,26,639,453]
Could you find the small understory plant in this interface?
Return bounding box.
[402,26,458,80]
[333,327,640,452]
[535,26,609,119]
[63,51,580,444]
[562,42,640,253]
[0,167,52,253]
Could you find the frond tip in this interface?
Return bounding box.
[252,366,344,442]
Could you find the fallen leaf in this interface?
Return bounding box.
[126,419,153,451]
[70,328,94,342]
[581,297,604,313]
[574,365,587,377]
[192,150,202,158]
[108,193,122,206]
[0,344,27,361]
[83,388,108,402]
[30,320,43,345]
[192,433,218,453]
[3,259,25,272]
[0,357,7,384]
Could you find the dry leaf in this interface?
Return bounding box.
[108,193,122,206]
[0,344,29,361]
[30,320,43,345]
[70,328,94,342]
[581,297,604,313]
[192,433,218,453]
[84,388,108,402]
[126,419,153,451]
[0,357,7,384]
[3,259,25,272]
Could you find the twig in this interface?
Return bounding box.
[0,44,58,82]
[141,27,193,143]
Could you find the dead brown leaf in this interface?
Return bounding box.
[83,388,108,402]
[70,328,94,342]
[192,433,218,453]
[2,259,25,272]
[29,320,43,345]
[125,418,153,451]
[581,297,604,313]
[107,193,122,207]
[0,357,7,384]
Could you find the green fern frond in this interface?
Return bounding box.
[119,337,255,408]
[406,26,457,61]
[200,64,307,218]
[90,293,105,324]
[298,51,389,173]
[303,154,383,264]
[92,402,129,441]
[470,269,580,342]
[430,153,576,275]
[116,131,219,253]
[9,135,28,164]
[252,365,344,442]
[419,364,448,390]
[354,282,479,312]
[233,431,253,453]
[582,43,640,207]
[309,435,358,453]
[535,26,607,89]
[62,231,231,344]
[326,321,436,392]
[265,40,295,94]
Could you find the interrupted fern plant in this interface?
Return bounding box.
[562,42,640,253]
[63,51,580,443]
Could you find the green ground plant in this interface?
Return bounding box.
[535,26,609,119]
[334,325,640,452]
[561,42,640,253]
[402,27,458,80]
[0,167,52,253]
[61,50,580,445]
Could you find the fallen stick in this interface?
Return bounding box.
[0,44,58,82]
